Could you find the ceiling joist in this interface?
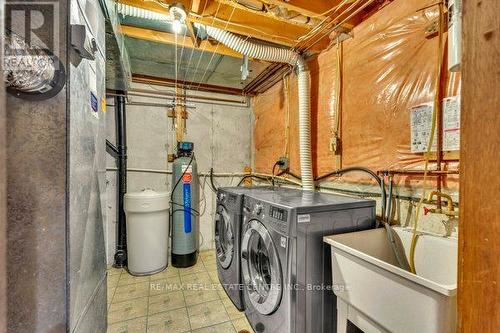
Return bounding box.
[116,0,330,51]
[120,24,244,58]
[260,0,348,19]
[190,0,210,14]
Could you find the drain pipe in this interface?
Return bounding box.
[114,92,128,268]
[202,26,314,191]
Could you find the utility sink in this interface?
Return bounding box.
[324,227,457,333]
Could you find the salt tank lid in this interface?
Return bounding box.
[124,189,169,199]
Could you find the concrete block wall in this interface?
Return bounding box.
[105,82,253,266]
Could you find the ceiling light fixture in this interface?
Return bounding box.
[169,3,187,34]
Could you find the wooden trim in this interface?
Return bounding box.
[458,0,500,331]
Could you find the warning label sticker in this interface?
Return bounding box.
[410,96,461,153]
[182,173,192,183]
[181,164,193,183]
[297,214,311,223]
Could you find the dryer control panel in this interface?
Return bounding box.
[268,205,289,235]
[243,197,290,235]
[269,206,287,222]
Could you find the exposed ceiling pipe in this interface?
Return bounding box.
[117,3,171,21]
[201,25,314,191]
[112,4,315,190]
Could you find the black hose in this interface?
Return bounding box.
[209,168,218,193]
[271,161,279,186]
[315,166,386,225]
[237,175,271,186]
[171,207,200,216]
[318,168,409,271]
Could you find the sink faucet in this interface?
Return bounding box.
[424,191,458,217]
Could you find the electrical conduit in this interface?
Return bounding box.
[202,26,314,191]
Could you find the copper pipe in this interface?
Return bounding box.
[132,73,253,96]
[435,3,446,208]
[106,90,248,105]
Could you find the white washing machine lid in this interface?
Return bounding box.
[241,219,283,315]
[215,205,234,269]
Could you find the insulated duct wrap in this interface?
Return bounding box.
[117,3,171,21]
[204,26,300,64]
[203,26,314,190]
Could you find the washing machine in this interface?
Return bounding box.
[240,188,376,333]
[214,186,273,310]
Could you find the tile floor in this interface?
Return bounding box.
[107,250,255,333]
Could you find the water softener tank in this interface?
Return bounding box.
[124,189,169,275]
[171,142,199,267]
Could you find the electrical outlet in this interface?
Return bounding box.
[330,136,341,153]
[277,156,289,170]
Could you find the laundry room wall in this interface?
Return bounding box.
[252,0,460,237]
[105,82,253,266]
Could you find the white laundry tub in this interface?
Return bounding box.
[324,227,457,333]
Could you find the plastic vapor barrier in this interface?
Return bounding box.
[253,0,460,191]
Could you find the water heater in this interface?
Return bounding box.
[171,142,200,267]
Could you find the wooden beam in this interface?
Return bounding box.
[185,20,200,47]
[215,0,312,29]
[120,25,243,59]
[132,73,255,96]
[191,0,210,14]
[260,0,347,18]
[458,0,500,332]
[116,0,329,51]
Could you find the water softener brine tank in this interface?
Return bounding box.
[171,142,199,267]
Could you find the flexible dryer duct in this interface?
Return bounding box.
[117,3,171,21]
[203,26,314,191]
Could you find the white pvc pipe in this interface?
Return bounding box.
[105,167,302,186]
[110,5,314,191]
[203,26,314,191]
